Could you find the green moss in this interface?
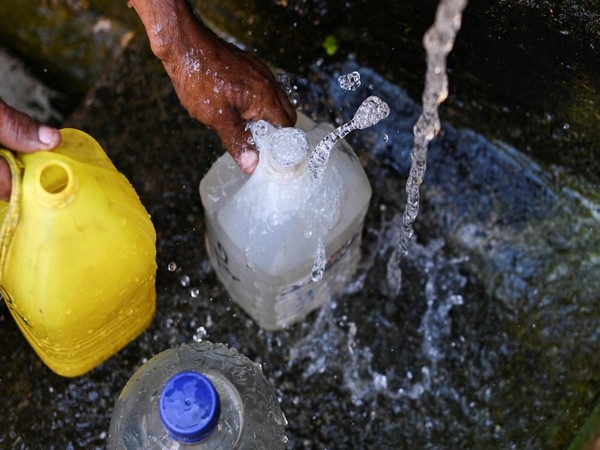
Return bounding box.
[322,35,339,56]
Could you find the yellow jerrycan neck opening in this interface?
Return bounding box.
[35,160,77,207]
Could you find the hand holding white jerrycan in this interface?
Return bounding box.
[0,129,157,377]
[200,96,389,330]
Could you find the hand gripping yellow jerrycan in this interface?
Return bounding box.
[0,129,157,377]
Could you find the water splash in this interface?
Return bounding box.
[268,127,309,170]
[387,0,469,295]
[192,326,208,342]
[308,96,390,179]
[338,71,361,91]
[248,119,271,150]
[289,238,466,405]
[179,275,190,287]
[311,239,326,282]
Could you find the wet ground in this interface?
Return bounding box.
[1,2,600,449]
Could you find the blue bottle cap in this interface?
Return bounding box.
[159,371,220,443]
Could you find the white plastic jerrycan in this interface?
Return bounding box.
[200,97,389,330]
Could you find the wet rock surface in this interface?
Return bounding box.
[0,0,135,98]
[0,1,599,449]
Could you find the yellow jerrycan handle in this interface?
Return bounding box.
[0,150,22,280]
[0,129,156,377]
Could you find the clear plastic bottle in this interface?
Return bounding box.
[199,112,372,330]
[107,341,288,449]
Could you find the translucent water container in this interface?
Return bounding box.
[199,111,370,329]
[0,129,156,377]
[107,341,288,449]
[200,97,388,330]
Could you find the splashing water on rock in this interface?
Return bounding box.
[387,0,470,295]
[289,238,466,407]
[308,95,390,179]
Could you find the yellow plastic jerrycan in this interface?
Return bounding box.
[0,129,157,377]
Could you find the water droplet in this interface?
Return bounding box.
[311,241,326,282]
[167,261,177,272]
[304,230,312,239]
[382,134,389,142]
[193,326,208,342]
[190,288,200,298]
[338,71,361,91]
[180,275,190,287]
[250,120,269,137]
[352,96,391,130]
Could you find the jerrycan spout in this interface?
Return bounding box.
[249,119,310,178]
[35,160,77,207]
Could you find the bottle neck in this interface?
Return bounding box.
[263,127,310,180]
[35,160,77,207]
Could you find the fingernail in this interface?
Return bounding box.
[239,151,259,174]
[38,126,59,148]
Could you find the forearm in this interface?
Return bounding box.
[128,0,296,173]
[129,0,217,63]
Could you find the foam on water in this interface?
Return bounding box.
[268,127,309,170]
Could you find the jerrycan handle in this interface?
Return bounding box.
[0,150,23,285]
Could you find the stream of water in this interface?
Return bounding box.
[387,0,469,295]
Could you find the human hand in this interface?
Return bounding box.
[0,99,61,201]
[130,0,297,174]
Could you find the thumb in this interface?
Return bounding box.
[0,99,61,152]
[217,120,260,175]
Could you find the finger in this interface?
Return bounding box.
[238,149,259,174]
[256,95,297,128]
[238,81,297,128]
[0,158,11,201]
[0,99,61,152]
[225,128,259,174]
[215,116,259,174]
[270,89,298,126]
